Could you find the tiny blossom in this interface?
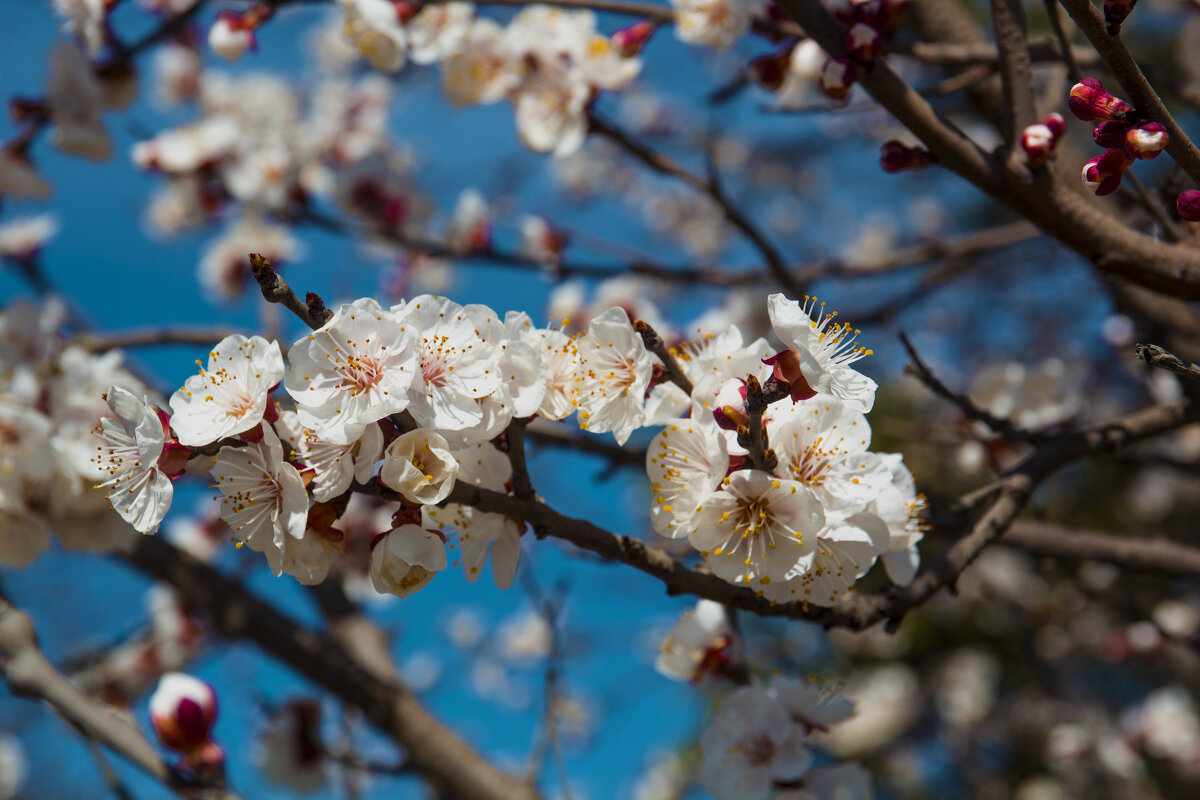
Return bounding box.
[655,599,733,682]
[870,453,926,586]
[574,306,656,445]
[512,61,591,157]
[211,426,309,578]
[255,700,327,794]
[209,12,256,61]
[690,470,826,586]
[149,673,223,769]
[700,684,813,800]
[199,213,301,300]
[277,411,384,502]
[425,442,523,587]
[169,335,285,447]
[646,418,729,539]
[518,215,567,268]
[46,43,111,160]
[371,521,449,598]
[844,22,881,62]
[94,386,174,534]
[0,215,59,260]
[1125,121,1168,159]
[380,429,460,504]
[767,293,878,413]
[286,297,419,445]
[152,43,203,108]
[579,31,643,90]
[880,140,932,172]
[441,18,520,106]
[407,2,475,64]
[133,117,240,173]
[670,0,752,50]
[338,0,409,72]
[399,295,504,432]
[445,188,492,253]
[1021,123,1056,166]
[819,57,858,101]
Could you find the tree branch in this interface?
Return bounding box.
[1002,520,1200,576]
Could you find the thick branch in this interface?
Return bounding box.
[1002,521,1200,576]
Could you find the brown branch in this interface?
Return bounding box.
[1041,0,1083,84]
[123,537,541,800]
[1058,0,1200,188]
[1002,520,1200,577]
[898,331,1041,442]
[0,596,237,799]
[897,38,1099,68]
[249,253,331,331]
[1135,342,1200,382]
[634,319,694,396]
[506,418,536,501]
[524,419,644,469]
[75,327,239,352]
[989,0,1038,152]
[586,112,805,299]
[445,402,1194,631]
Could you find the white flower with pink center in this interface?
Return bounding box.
[94,386,174,534]
[575,307,656,445]
[169,335,285,447]
[276,411,383,503]
[399,295,503,433]
[689,470,825,586]
[700,684,813,800]
[286,297,419,445]
[211,426,309,578]
[505,311,579,422]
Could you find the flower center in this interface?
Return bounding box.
[339,354,384,395]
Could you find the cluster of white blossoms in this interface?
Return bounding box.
[701,676,871,800]
[82,289,920,609]
[0,300,155,566]
[333,2,645,155]
[647,293,924,606]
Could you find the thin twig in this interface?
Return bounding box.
[1135,342,1200,382]
[634,320,694,396]
[249,253,331,331]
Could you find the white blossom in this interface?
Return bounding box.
[286,298,419,445]
[169,335,285,447]
[671,0,752,50]
[512,61,591,157]
[655,599,731,681]
[700,684,813,800]
[94,386,173,534]
[211,426,309,577]
[407,2,474,64]
[441,18,520,106]
[338,0,408,72]
[380,429,459,505]
[869,454,925,587]
[371,522,448,597]
[645,418,728,538]
[575,307,656,445]
[277,411,383,502]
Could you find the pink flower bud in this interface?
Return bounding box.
[1125,121,1167,159]
[1020,123,1056,166]
[1043,112,1066,139]
[149,673,222,770]
[1069,77,1132,122]
[819,57,858,101]
[1177,190,1200,222]
[712,378,749,431]
[1092,119,1127,149]
[209,11,256,61]
[612,20,656,57]
[1082,147,1133,196]
[880,140,933,172]
[844,23,882,62]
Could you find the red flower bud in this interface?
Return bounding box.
[762,350,817,403]
[1103,0,1138,32]
[1069,77,1132,122]
[1124,120,1167,159]
[1177,190,1200,222]
[1043,112,1066,139]
[880,140,933,172]
[612,20,656,56]
[1020,123,1056,166]
[1081,147,1133,196]
[819,57,858,101]
[1092,119,1127,149]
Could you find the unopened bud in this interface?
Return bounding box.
[819,57,858,101]
[1069,77,1132,122]
[880,140,933,172]
[1092,119,1127,149]
[1125,120,1167,159]
[612,20,656,57]
[149,673,222,770]
[1043,112,1066,139]
[1177,190,1200,222]
[208,12,256,61]
[1103,0,1138,33]
[712,378,750,431]
[1020,124,1056,166]
[844,22,882,62]
[1082,147,1133,196]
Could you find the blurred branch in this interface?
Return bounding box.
[989,0,1038,152]
[587,111,805,299]
[1002,520,1200,576]
[123,537,541,800]
[76,327,238,352]
[0,595,236,799]
[1135,343,1200,382]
